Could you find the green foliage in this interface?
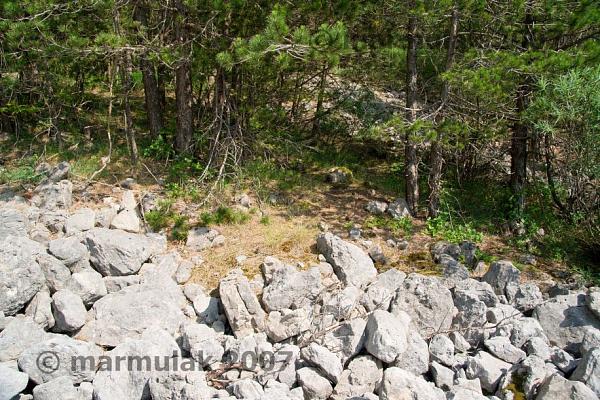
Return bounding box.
[0,157,41,185]
[426,212,484,244]
[200,206,250,226]
[364,215,413,237]
[170,215,190,242]
[260,215,271,225]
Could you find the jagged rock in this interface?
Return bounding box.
[332,355,382,399]
[486,303,519,324]
[0,242,45,316]
[506,282,544,312]
[348,227,361,240]
[387,198,411,219]
[368,245,387,265]
[316,233,377,289]
[110,209,141,233]
[297,367,333,400]
[46,161,70,182]
[85,228,164,276]
[321,285,363,322]
[25,290,55,329]
[326,168,351,186]
[535,373,597,400]
[393,329,430,375]
[231,379,264,399]
[219,269,266,338]
[187,287,220,324]
[266,308,311,342]
[261,261,322,312]
[30,223,51,244]
[390,273,455,338]
[77,281,186,347]
[322,318,367,364]
[484,336,526,364]
[66,269,107,306]
[257,344,300,387]
[510,316,548,348]
[587,287,600,320]
[37,254,71,293]
[64,208,96,235]
[51,289,87,332]
[447,387,487,400]
[48,237,88,269]
[365,200,388,215]
[3,235,46,256]
[174,260,193,284]
[301,343,343,384]
[551,347,578,374]
[380,367,444,400]
[120,190,137,211]
[0,316,50,361]
[0,208,28,240]
[103,275,140,293]
[444,261,470,281]
[431,361,455,390]
[571,348,600,397]
[460,241,478,268]
[465,351,511,393]
[148,369,213,400]
[581,328,600,356]
[450,332,471,353]
[31,180,73,210]
[39,210,68,233]
[181,322,224,367]
[18,335,101,384]
[95,206,118,228]
[532,292,600,355]
[186,227,220,251]
[526,337,552,360]
[0,363,29,400]
[365,310,408,363]
[32,376,80,400]
[429,334,456,367]
[431,241,462,262]
[482,261,521,295]
[361,268,406,312]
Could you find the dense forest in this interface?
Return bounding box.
[1,1,599,279]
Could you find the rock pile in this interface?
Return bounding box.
[1,164,599,400]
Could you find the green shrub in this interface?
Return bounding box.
[364,215,413,237]
[426,212,483,243]
[170,215,190,241]
[200,206,250,226]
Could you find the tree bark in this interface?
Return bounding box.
[428,7,460,218]
[133,1,163,138]
[405,3,420,215]
[121,50,138,165]
[174,5,193,154]
[510,0,534,221]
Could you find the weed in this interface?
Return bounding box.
[426,212,483,243]
[201,206,250,226]
[364,215,413,237]
[170,215,190,241]
[260,215,271,225]
[0,156,42,185]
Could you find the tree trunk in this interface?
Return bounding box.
[405,3,419,215]
[134,1,163,138]
[428,7,460,218]
[121,50,138,165]
[174,6,193,154]
[510,0,534,222]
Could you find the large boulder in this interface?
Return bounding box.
[482,260,521,295]
[390,273,455,338]
[0,363,29,400]
[532,292,600,355]
[32,376,82,400]
[51,289,87,333]
[571,348,600,397]
[316,233,377,289]
[465,351,511,393]
[297,367,333,400]
[219,269,266,338]
[0,316,50,361]
[587,287,600,320]
[332,355,383,400]
[393,329,430,376]
[301,343,343,384]
[48,236,89,267]
[25,290,55,329]
[0,241,46,316]
[387,198,412,219]
[18,335,102,384]
[380,367,444,400]
[77,281,186,347]
[0,208,28,241]
[66,269,107,306]
[261,260,322,312]
[321,318,367,364]
[535,373,597,400]
[31,180,73,210]
[360,268,406,312]
[364,310,409,363]
[64,208,96,235]
[85,228,165,276]
[36,254,71,293]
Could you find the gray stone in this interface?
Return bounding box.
[180,322,224,366]
[390,273,455,338]
[444,261,470,281]
[431,241,462,262]
[0,363,29,400]
[482,261,521,295]
[29,223,51,244]
[581,327,600,356]
[322,318,367,364]
[18,335,101,384]
[261,262,322,312]
[535,373,597,400]
[33,376,79,400]
[64,208,96,235]
[25,290,55,329]
[364,310,408,363]
[551,347,578,374]
[510,317,548,348]
[39,210,68,233]
[506,282,544,312]
[431,361,455,390]
[257,344,299,387]
[301,343,343,384]
[360,269,406,312]
[321,285,363,322]
[380,367,444,400]
[95,206,117,228]
[0,242,46,316]
[587,287,600,320]
[297,367,333,400]
[465,351,511,393]
[367,245,387,265]
[571,348,600,397]
[231,379,264,399]
[120,190,137,211]
[103,275,140,293]
[51,289,87,332]
[77,281,186,347]
[85,228,164,276]
[31,180,73,210]
[387,198,412,219]
[174,260,193,284]
[37,254,71,293]
[332,355,382,400]
[0,208,28,241]
[46,161,70,182]
[219,269,266,338]
[393,329,430,376]
[365,201,388,215]
[48,236,88,267]
[266,308,311,342]
[0,316,50,361]
[449,331,471,353]
[532,292,600,355]
[316,233,376,289]
[110,209,141,233]
[484,336,526,364]
[186,227,220,251]
[525,337,552,361]
[67,269,107,306]
[429,334,455,367]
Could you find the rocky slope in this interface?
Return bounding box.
[0,163,599,400]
